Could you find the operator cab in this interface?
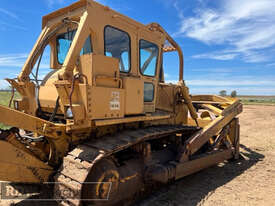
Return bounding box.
[18,0,183,122]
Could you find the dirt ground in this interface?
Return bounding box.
[138,105,275,206]
[1,105,274,206]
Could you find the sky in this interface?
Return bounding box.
[0,0,275,95]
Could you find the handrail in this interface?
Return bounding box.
[147,23,184,81]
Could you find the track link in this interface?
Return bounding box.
[54,125,199,206]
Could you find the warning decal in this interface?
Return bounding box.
[110,91,120,110]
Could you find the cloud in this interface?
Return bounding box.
[0,8,18,20]
[193,52,238,61]
[0,8,26,30]
[186,79,275,87]
[166,79,275,87]
[0,54,28,68]
[0,79,9,89]
[189,68,234,73]
[266,62,275,67]
[45,0,65,8]
[0,20,27,31]
[165,72,275,95]
[172,0,184,20]
[0,53,49,69]
[176,0,275,63]
[189,86,275,95]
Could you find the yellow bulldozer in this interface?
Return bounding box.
[0,0,242,205]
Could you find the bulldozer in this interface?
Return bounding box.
[0,0,242,205]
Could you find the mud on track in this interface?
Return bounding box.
[1,105,275,206]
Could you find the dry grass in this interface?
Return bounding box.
[0,91,20,129]
[239,95,275,105]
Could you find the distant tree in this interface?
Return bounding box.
[219,90,227,97]
[231,90,237,97]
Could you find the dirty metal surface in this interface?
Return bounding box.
[54,125,199,206]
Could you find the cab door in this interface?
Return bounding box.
[138,31,162,113]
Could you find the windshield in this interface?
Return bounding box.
[56,30,92,64]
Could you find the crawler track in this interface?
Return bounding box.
[54,125,199,206]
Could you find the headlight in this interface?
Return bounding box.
[66,107,73,118]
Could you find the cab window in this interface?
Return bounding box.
[139,40,159,77]
[144,82,154,102]
[104,26,131,72]
[57,30,92,65]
